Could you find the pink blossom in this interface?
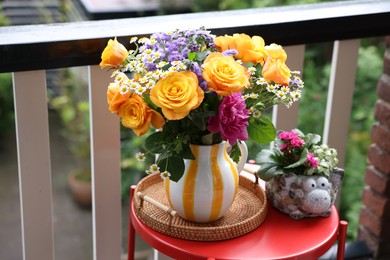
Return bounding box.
[280,143,288,150]
[278,131,300,141]
[306,152,319,168]
[290,137,305,148]
[207,92,249,146]
[278,130,304,148]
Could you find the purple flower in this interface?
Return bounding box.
[153,32,171,41]
[207,92,249,146]
[145,62,157,71]
[168,54,183,62]
[222,49,238,57]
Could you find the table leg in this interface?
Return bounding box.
[128,185,137,260]
[336,220,348,260]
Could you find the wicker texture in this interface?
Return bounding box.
[134,173,267,241]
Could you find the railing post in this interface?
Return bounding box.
[12,71,55,260]
[272,45,305,132]
[323,39,360,168]
[89,65,122,260]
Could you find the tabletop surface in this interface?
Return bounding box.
[130,167,340,260]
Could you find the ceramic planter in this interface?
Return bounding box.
[265,168,344,220]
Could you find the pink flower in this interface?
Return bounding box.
[280,143,288,150]
[278,130,305,148]
[290,137,305,148]
[207,92,249,145]
[278,131,299,141]
[306,152,319,168]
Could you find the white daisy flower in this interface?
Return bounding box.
[290,91,301,102]
[144,49,153,55]
[148,164,160,174]
[119,85,129,95]
[281,86,289,93]
[252,110,261,118]
[135,85,146,95]
[136,152,146,162]
[160,171,171,179]
[256,77,267,85]
[157,61,168,68]
[145,80,156,89]
[130,37,138,43]
[248,67,256,75]
[266,84,277,93]
[276,90,287,100]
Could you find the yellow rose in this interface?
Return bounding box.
[262,44,291,85]
[214,34,268,64]
[107,82,130,113]
[265,43,288,62]
[150,71,204,120]
[118,94,165,136]
[100,37,128,68]
[202,52,250,96]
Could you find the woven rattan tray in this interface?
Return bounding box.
[133,173,267,241]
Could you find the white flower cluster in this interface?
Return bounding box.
[312,144,339,176]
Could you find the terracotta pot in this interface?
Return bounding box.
[265,168,344,220]
[164,141,248,223]
[68,171,92,208]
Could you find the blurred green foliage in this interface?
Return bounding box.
[49,69,91,181]
[0,8,13,136]
[0,73,14,136]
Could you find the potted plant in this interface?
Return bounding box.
[50,69,92,207]
[256,129,344,219]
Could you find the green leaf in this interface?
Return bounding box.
[197,50,210,61]
[180,143,195,160]
[248,116,276,144]
[187,52,198,61]
[307,133,321,146]
[257,164,283,181]
[157,156,185,182]
[145,132,166,154]
[257,149,279,164]
[285,148,309,168]
[229,144,241,163]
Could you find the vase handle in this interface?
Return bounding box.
[236,141,248,174]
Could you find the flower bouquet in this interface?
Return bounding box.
[100,27,304,182]
[256,129,344,219]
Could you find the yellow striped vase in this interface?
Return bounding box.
[164,141,248,223]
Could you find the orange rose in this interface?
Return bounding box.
[262,44,291,85]
[150,71,204,120]
[202,52,250,96]
[107,82,130,113]
[118,94,165,136]
[214,33,268,64]
[100,37,128,68]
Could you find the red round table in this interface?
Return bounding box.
[128,170,347,260]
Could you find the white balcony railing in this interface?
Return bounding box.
[1,0,390,259]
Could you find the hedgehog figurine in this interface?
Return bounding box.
[265,169,344,220]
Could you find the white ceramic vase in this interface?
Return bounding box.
[164,141,248,223]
